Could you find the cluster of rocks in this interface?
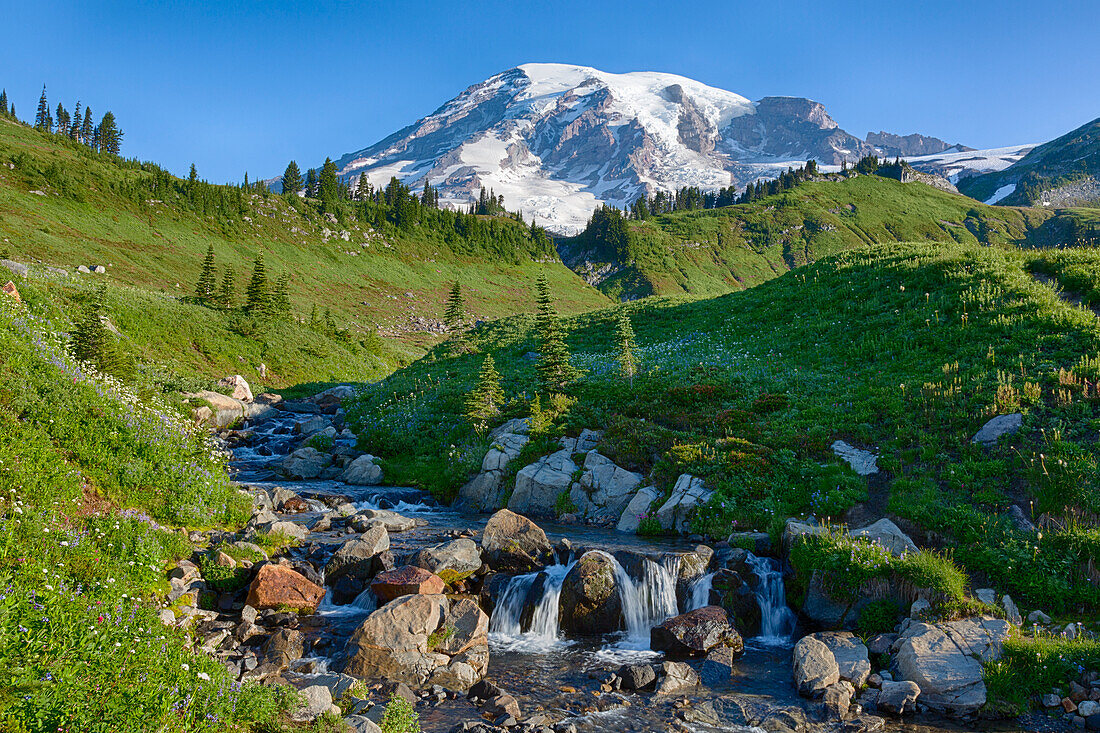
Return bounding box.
[458,421,714,534]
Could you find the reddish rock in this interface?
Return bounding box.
[371,565,446,602]
[2,281,21,303]
[244,563,325,612]
[650,605,744,658]
[282,497,310,513]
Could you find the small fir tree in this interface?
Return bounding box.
[217,267,235,309]
[465,354,505,434]
[270,272,292,320]
[195,244,217,301]
[244,254,269,315]
[528,394,552,436]
[443,282,465,330]
[615,310,637,385]
[282,160,302,195]
[71,285,130,377]
[534,273,579,390]
[0,89,7,117]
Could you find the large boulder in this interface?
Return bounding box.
[878,680,921,715]
[342,455,383,486]
[245,564,325,612]
[480,509,553,571]
[851,518,918,557]
[616,486,661,533]
[656,661,700,695]
[654,474,713,533]
[782,518,826,557]
[809,631,871,688]
[281,447,330,480]
[971,413,1022,446]
[792,635,839,698]
[456,422,530,512]
[371,566,446,602]
[350,509,416,533]
[343,594,488,689]
[325,526,390,581]
[893,616,1010,716]
[217,374,254,402]
[569,452,643,521]
[411,538,482,585]
[509,449,577,516]
[650,606,743,658]
[559,551,622,634]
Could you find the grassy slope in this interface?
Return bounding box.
[350,240,1100,613]
[558,175,1053,299]
[0,117,609,385]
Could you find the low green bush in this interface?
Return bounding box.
[986,635,1100,715]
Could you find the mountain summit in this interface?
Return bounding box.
[331,63,957,232]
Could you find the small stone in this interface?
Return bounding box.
[1029,610,1052,624]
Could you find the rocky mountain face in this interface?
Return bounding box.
[329,63,965,233]
[866,131,963,157]
[958,116,1100,206]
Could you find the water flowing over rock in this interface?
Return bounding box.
[893,616,1011,716]
[480,509,553,570]
[509,449,577,516]
[746,553,797,641]
[792,635,839,698]
[569,451,643,521]
[245,564,325,612]
[559,551,623,634]
[650,606,744,658]
[654,474,713,533]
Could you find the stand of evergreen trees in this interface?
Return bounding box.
[12,84,125,155]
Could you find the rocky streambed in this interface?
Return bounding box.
[170,385,1049,733]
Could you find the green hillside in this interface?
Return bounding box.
[0,116,609,385]
[558,174,1054,299]
[959,116,1100,206]
[350,240,1100,614]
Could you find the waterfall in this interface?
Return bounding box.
[316,587,377,617]
[489,561,575,652]
[746,553,796,643]
[601,552,679,646]
[686,572,715,611]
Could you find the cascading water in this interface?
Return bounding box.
[685,572,715,611]
[489,561,575,652]
[746,553,796,643]
[316,587,378,617]
[598,552,679,658]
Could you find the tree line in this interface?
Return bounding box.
[1,84,125,155]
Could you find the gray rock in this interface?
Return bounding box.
[411,538,482,584]
[560,428,602,453]
[281,447,330,479]
[793,635,839,698]
[616,486,660,533]
[1,259,28,278]
[480,509,553,570]
[877,680,920,715]
[971,413,1023,446]
[342,455,383,486]
[654,474,713,534]
[326,526,390,581]
[1000,594,1022,626]
[810,631,871,688]
[559,551,622,634]
[294,415,329,436]
[782,518,825,557]
[701,645,736,686]
[1029,609,1052,624]
[289,684,333,722]
[975,588,996,606]
[656,661,699,695]
[618,663,657,691]
[570,451,643,521]
[909,598,930,619]
[351,509,416,533]
[509,449,577,516]
[831,440,879,475]
[851,518,919,557]
[893,616,1010,716]
[823,681,853,719]
[1008,504,1037,533]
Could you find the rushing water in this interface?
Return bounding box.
[685,571,715,612]
[746,552,797,644]
[490,560,577,652]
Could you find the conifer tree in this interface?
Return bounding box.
[195,243,217,301]
[97,111,122,155]
[534,273,580,390]
[282,160,302,196]
[443,282,465,330]
[0,89,7,117]
[55,103,68,135]
[355,174,371,201]
[71,284,129,377]
[80,106,94,146]
[305,168,318,198]
[270,272,292,320]
[464,354,505,434]
[70,101,82,140]
[217,268,235,310]
[528,394,552,436]
[319,157,339,210]
[244,254,270,315]
[34,85,50,131]
[615,310,638,386]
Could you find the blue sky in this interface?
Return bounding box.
[3,0,1097,182]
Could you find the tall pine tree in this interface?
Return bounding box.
[615,310,638,386]
[319,157,339,210]
[80,106,94,146]
[97,111,122,154]
[270,272,292,320]
[195,244,217,301]
[534,273,580,390]
[464,354,505,434]
[443,282,465,330]
[0,89,8,117]
[282,161,302,196]
[305,168,319,198]
[34,85,50,131]
[244,254,270,315]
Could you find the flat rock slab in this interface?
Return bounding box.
[831,440,879,475]
[371,566,446,602]
[245,564,325,612]
[971,413,1022,446]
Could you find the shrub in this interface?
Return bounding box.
[379,693,421,733]
[637,516,663,536]
[857,599,902,635]
[986,636,1100,715]
[555,489,578,516]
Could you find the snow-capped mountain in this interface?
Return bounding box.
[330,63,963,233]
